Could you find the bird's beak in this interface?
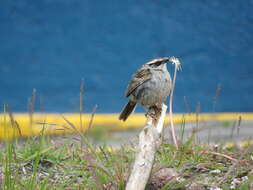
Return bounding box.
[161,57,170,63]
[155,61,167,67]
[157,58,169,65]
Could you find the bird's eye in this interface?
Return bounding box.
[154,62,162,67]
[149,63,156,67]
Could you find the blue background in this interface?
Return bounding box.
[0,0,253,113]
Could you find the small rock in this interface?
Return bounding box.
[209,187,223,190]
[210,169,221,174]
[241,176,248,182]
[186,183,205,190]
[231,178,241,189]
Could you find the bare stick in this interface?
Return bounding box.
[200,151,239,162]
[86,105,98,133]
[80,79,84,132]
[168,57,181,149]
[126,104,167,190]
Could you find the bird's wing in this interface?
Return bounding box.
[125,68,152,97]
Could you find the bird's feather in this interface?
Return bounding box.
[125,68,152,97]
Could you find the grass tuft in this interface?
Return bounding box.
[0,132,252,189]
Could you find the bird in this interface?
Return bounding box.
[119,57,172,121]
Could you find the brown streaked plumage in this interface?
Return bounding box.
[119,57,172,121]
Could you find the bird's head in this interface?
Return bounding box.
[145,57,170,69]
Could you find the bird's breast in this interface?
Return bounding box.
[131,70,172,107]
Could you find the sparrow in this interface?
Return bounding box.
[119,57,172,121]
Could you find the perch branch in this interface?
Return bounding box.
[126,104,167,190]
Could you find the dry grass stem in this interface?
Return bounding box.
[168,56,181,149]
[200,150,239,162]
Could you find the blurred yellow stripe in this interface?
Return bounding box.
[0,113,252,140]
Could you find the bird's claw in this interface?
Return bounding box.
[146,105,162,125]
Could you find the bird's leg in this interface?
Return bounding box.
[146,106,156,125]
[155,103,162,116]
[146,104,162,125]
[146,106,155,119]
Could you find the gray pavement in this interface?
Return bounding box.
[100,120,253,147]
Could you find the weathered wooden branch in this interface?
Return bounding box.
[125,104,167,190]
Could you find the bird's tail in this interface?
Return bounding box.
[119,101,136,121]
